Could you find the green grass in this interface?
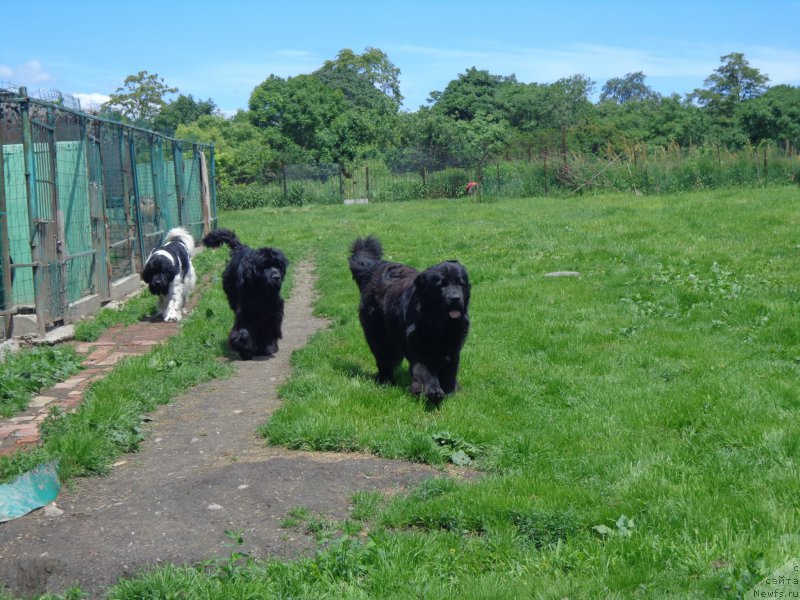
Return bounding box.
[9,187,800,598]
[0,346,83,417]
[72,291,159,342]
[0,248,236,484]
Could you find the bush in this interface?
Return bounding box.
[217,183,285,210]
[425,168,472,198]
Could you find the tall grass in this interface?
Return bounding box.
[102,187,800,598]
[218,144,800,209]
[0,248,236,484]
[0,346,83,417]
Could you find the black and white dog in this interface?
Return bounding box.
[202,228,288,360]
[141,227,196,322]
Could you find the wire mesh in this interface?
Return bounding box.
[0,88,216,339]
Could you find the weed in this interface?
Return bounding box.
[0,345,83,418]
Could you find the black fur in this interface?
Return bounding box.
[349,235,471,404]
[203,228,288,360]
[141,242,190,297]
[141,228,196,322]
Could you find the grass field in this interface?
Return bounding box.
[8,188,800,598]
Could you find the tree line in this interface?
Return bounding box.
[99,50,800,188]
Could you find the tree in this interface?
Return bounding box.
[600,72,659,104]
[313,47,403,111]
[738,85,800,149]
[176,113,285,185]
[102,71,178,124]
[691,53,769,118]
[151,94,217,136]
[248,74,347,160]
[431,67,517,121]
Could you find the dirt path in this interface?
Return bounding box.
[0,261,452,599]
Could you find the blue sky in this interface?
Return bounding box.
[3,0,799,115]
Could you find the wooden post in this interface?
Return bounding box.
[20,87,48,336]
[208,145,218,228]
[120,128,137,274]
[198,146,212,236]
[282,162,288,202]
[173,141,186,229]
[543,150,549,196]
[128,132,146,271]
[0,100,13,339]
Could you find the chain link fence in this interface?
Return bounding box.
[0,86,216,339]
[217,143,800,211]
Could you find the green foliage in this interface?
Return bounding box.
[248,74,348,162]
[313,47,403,111]
[0,346,83,417]
[0,254,235,484]
[217,182,289,210]
[164,48,798,191]
[424,167,472,198]
[101,70,178,125]
[431,67,517,121]
[600,71,660,104]
[151,94,217,136]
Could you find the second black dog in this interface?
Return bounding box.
[203,228,288,360]
[349,236,471,404]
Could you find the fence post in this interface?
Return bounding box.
[84,119,109,300]
[208,145,217,229]
[150,135,170,231]
[128,133,146,270]
[543,150,549,196]
[282,162,288,203]
[46,106,69,321]
[0,101,13,339]
[365,164,370,200]
[119,128,137,275]
[197,145,212,236]
[173,141,187,229]
[20,87,48,336]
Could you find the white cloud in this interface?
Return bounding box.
[745,47,800,85]
[72,92,110,111]
[0,60,53,86]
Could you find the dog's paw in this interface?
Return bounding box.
[163,310,181,322]
[424,385,445,403]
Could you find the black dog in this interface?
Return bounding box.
[141,227,196,322]
[349,236,471,404]
[202,228,288,360]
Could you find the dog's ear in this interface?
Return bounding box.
[415,271,439,290]
[274,250,289,274]
[141,264,153,283]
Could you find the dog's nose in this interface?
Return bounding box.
[444,290,463,305]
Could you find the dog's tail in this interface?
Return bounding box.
[349,235,383,291]
[165,227,195,254]
[202,228,242,252]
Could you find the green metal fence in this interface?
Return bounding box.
[0,86,217,339]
